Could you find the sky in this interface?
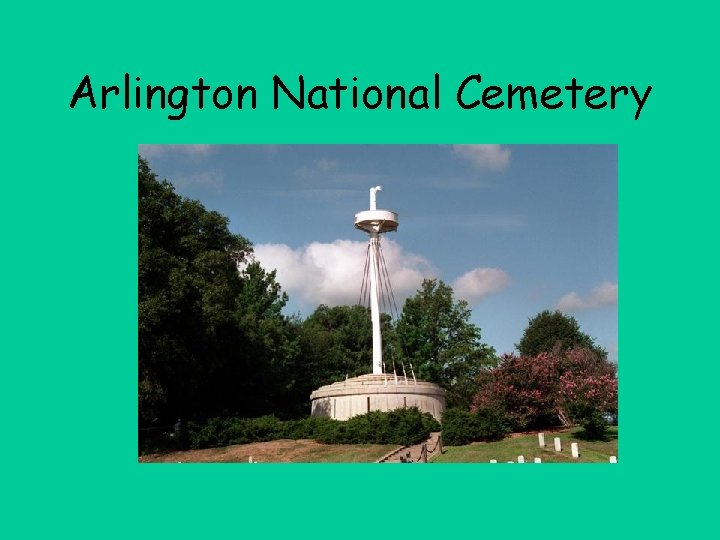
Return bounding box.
[139,144,618,362]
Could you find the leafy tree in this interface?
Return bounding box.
[139,156,250,421]
[138,156,299,423]
[516,310,606,358]
[293,305,378,406]
[395,279,496,408]
[216,260,301,418]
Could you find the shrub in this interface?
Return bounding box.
[579,411,608,440]
[474,406,510,440]
[283,416,334,440]
[442,407,509,446]
[189,416,286,448]
[315,408,438,446]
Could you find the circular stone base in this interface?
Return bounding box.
[310,373,446,422]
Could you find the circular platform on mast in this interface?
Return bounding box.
[354,210,399,234]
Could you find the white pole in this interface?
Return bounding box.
[368,232,382,374]
[370,186,381,210]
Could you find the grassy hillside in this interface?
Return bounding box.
[139,439,398,463]
[433,426,618,463]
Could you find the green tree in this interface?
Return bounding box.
[296,305,373,388]
[218,260,301,418]
[516,310,606,358]
[395,279,496,408]
[139,157,250,421]
[138,156,299,422]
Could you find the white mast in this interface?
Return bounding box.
[355,187,399,375]
[368,232,382,373]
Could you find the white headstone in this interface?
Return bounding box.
[490,459,497,463]
[534,457,541,463]
[538,433,545,447]
[507,461,514,463]
[554,437,562,451]
[517,455,525,463]
[249,456,253,463]
[609,456,617,463]
[571,442,579,458]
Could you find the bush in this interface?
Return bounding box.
[283,416,335,440]
[190,416,287,448]
[190,417,229,448]
[442,407,509,446]
[315,408,439,446]
[579,411,608,440]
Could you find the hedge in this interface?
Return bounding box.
[186,407,440,450]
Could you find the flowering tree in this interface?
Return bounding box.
[472,353,561,430]
[471,347,616,433]
[559,371,618,438]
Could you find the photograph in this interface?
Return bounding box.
[138,144,618,463]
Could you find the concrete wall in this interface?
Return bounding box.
[310,374,446,422]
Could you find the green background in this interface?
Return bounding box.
[2,2,716,538]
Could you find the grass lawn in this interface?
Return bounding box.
[139,439,399,463]
[432,426,618,463]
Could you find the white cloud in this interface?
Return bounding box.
[556,281,618,311]
[253,238,436,311]
[452,268,511,304]
[138,144,214,159]
[452,144,511,171]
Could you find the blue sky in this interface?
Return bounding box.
[139,144,617,362]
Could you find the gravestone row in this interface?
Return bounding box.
[487,433,617,463]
